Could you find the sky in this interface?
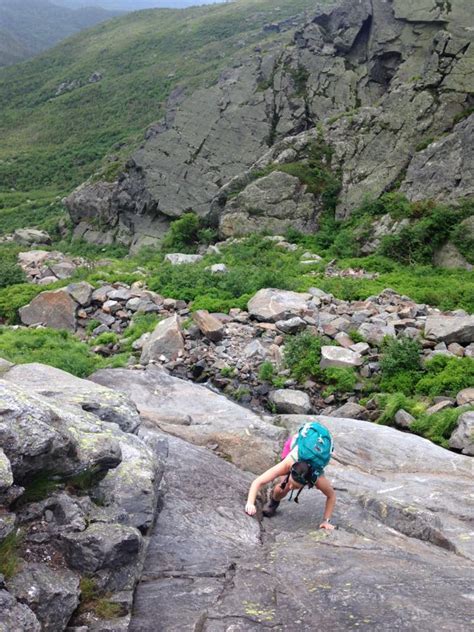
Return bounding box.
[54,0,229,9]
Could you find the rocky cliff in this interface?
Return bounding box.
[66,0,474,250]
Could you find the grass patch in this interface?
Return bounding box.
[411,405,474,448]
[0,530,23,579]
[0,326,125,377]
[79,577,124,620]
[415,355,474,398]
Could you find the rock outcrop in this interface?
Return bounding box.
[0,362,162,630]
[65,0,474,247]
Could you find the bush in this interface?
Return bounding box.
[284,332,325,381]
[0,258,26,288]
[0,530,22,579]
[161,213,202,253]
[322,367,357,396]
[376,393,426,426]
[410,405,474,448]
[120,313,161,352]
[379,335,423,394]
[259,361,276,382]
[0,327,121,377]
[0,283,44,323]
[415,355,474,397]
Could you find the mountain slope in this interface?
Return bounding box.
[0,0,325,195]
[0,0,119,67]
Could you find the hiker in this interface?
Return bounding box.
[245,421,336,530]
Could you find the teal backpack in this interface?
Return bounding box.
[295,421,333,484]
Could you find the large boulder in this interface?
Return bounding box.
[13,228,51,246]
[320,345,363,369]
[164,253,203,265]
[0,590,41,632]
[425,315,474,344]
[449,411,474,455]
[140,314,185,363]
[268,389,311,414]
[90,365,285,473]
[192,310,225,342]
[3,363,141,434]
[218,170,319,238]
[19,289,78,331]
[248,288,310,322]
[7,564,80,632]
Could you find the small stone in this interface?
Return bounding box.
[456,388,474,406]
[394,409,415,429]
[425,400,454,415]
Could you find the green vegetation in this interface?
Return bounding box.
[415,355,474,397]
[162,212,216,254]
[376,392,426,426]
[379,335,423,394]
[0,530,23,579]
[411,405,474,448]
[79,577,123,620]
[321,367,357,396]
[0,327,126,376]
[16,473,62,505]
[120,313,161,352]
[0,256,26,288]
[284,332,325,382]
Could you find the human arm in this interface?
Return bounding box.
[245,457,292,515]
[315,475,336,529]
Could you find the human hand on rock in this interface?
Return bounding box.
[245,502,256,516]
[319,521,335,530]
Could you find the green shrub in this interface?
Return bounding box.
[376,393,426,426]
[379,335,422,394]
[220,366,236,378]
[0,284,45,323]
[93,332,119,346]
[259,361,275,382]
[322,367,357,396]
[120,313,161,352]
[0,327,119,377]
[415,355,474,397]
[0,258,26,288]
[161,213,202,254]
[410,405,474,447]
[284,332,326,382]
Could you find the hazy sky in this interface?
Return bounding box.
[54,0,229,9]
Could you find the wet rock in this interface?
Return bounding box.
[140,314,184,363]
[269,389,311,414]
[7,564,80,632]
[449,411,474,455]
[19,289,77,330]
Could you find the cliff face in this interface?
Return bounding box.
[66,0,474,249]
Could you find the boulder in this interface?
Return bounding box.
[425,400,454,415]
[433,242,472,271]
[248,288,310,322]
[394,409,416,429]
[208,263,228,274]
[269,389,311,414]
[61,523,142,573]
[140,314,184,363]
[192,310,225,342]
[19,289,77,331]
[456,387,474,406]
[0,590,41,632]
[275,316,307,334]
[13,228,51,246]
[3,363,140,434]
[219,170,319,237]
[164,253,203,265]
[357,322,396,344]
[0,447,13,492]
[425,315,474,344]
[320,346,363,369]
[66,281,94,306]
[0,358,13,376]
[449,411,474,456]
[7,564,80,632]
[90,366,285,473]
[0,379,122,482]
[330,402,367,419]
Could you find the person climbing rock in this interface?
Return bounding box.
[245,421,336,530]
